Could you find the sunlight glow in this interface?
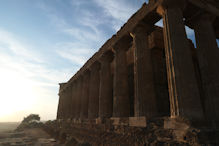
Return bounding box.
[0,68,37,121]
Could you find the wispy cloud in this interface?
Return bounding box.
[37,1,107,65]
[63,27,102,42]
[55,42,95,66]
[0,29,43,63]
[93,0,138,22]
[92,0,145,31]
[0,29,73,122]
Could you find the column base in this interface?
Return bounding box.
[110,117,147,127]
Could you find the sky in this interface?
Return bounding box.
[0,0,218,122]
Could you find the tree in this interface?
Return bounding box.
[15,114,42,131]
[22,114,40,123]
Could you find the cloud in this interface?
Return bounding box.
[0,29,43,63]
[63,27,102,43]
[0,29,73,122]
[92,0,146,31]
[37,1,107,64]
[38,1,105,43]
[93,0,137,22]
[77,11,107,38]
[55,42,95,66]
[70,0,90,10]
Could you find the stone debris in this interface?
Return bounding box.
[0,128,63,146]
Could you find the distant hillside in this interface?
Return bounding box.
[0,122,20,132]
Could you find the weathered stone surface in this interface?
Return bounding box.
[113,39,131,117]
[157,0,205,121]
[191,13,219,127]
[99,51,114,118]
[75,77,83,119]
[44,118,218,145]
[129,117,147,127]
[132,24,158,118]
[88,62,100,119]
[80,71,90,119]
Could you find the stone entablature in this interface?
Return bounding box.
[55,0,219,144]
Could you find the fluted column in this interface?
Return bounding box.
[80,71,90,119]
[71,82,77,119]
[113,39,131,117]
[66,85,72,119]
[74,80,79,118]
[62,90,68,119]
[157,0,204,121]
[88,62,100,118]
[99,51,114,118]
[131,25,158,118]
[192,13,219,126]
[57,93,63,119]
[60,93,65,119]
[75,77,83,118]
[57,83,66,119]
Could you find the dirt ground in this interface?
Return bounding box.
[0,128,63,146]
[0,122,19,133]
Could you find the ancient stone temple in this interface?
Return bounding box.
[45,0,219,145]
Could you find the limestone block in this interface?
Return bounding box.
[110,117,129,126]
[129,117,147,127]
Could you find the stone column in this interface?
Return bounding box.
[57,93,62,119]
[74,80,79,118]
[65,90,70,119]
[192,13,219,126]
[131,24,158,118]
[60,93,65,119]
[71,82,76,119]
[113,38,131,117]
[75,77,83,118]
[62,90,67,119]
[88,62,100,119]
[99,51,114,118]
[65,86,71,119]
[57,83,66,119]
[69,85,74,119]
[157,0,204,121]
[80,71,90,119]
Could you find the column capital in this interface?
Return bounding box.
[99,50,114,63]
[71,80,77,85]
[149,0,157,5]
[62,88,67,93]
[83,69,90,77]
[89,61,100,71]
[67,83,73,89]
[186,13,216,28]
[58,92,64,96]
[59,83,67,92]
[76,75,83,83]
[156,0,186,16]
[113,35,132,52]
[130,22,154,37]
